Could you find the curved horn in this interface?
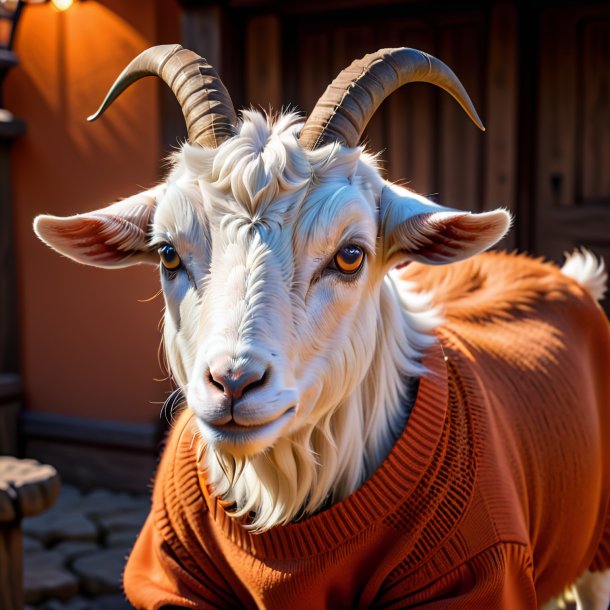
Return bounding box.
[88,44,237,148]
[299,47,484,150]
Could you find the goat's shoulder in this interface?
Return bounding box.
[398,251,599,326]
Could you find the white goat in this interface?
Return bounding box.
[34,45,610,610]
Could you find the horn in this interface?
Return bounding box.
[299,47,484,150]
[87,44,237,148]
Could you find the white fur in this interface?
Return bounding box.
[573,570,610,610]
[562,249,607,301]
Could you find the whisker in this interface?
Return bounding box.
[160,387,186,428]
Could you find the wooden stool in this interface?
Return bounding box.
[0,456,60,610]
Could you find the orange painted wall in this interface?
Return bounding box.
[7,0,180,423]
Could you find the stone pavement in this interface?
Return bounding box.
[22,484,150,609]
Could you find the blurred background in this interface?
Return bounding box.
[1,0,609,494]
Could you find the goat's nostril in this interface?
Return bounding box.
[243,369,268,395]
[208,371,225,393]
[207,365,270,400]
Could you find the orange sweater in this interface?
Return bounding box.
[124,253,610,609]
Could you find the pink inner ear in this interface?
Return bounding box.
[60,215,149,265]
[388,210,511,266]
[35,205,156,269]
[414,213,482,263]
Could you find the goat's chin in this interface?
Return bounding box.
[195,407,296,457]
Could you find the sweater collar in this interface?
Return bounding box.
[196,341,449,559]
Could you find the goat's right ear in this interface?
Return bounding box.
[34,189,158,269]
[380,183,510,268]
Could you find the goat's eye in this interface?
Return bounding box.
[158,244,182,271]
[334,245,365,275]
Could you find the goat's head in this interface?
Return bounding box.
[34,45,509,522]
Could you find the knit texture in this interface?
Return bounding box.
[124,252,610,609]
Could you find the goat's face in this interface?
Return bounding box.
[34,46,510,465]
[34,111,508,459]
[156,113,389,456]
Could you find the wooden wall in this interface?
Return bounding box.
[180,0,610,279]
[182,1,521,249]
[535,4,610,267]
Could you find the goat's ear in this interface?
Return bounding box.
[380,183,510,267]
[34,189,158,269]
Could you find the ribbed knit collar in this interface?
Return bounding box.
[185,342,449,559]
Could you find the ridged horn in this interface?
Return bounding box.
[299,47,484,150]
[87,44,237,148]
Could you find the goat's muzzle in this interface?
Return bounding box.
[189,355,298,454]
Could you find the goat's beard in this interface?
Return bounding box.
[202,396,369,532]
[192,279,441,532]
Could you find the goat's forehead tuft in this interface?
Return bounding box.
[171,111,368,220]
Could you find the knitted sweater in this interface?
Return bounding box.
[124,253,610,609]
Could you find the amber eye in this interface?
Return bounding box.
[334,245,365,275]
[158,244,182,271]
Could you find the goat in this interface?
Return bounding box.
[34,45,610,610]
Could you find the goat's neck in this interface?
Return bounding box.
[204,277,439,531]
[328,277,440,502]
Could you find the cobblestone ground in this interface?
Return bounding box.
[22,484,150,610]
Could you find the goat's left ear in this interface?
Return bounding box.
[380,183,511,267]
[34,189,158,269]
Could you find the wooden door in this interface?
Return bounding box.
[282,4,519,249]
[536,4,610,278]
[287,9,488,211]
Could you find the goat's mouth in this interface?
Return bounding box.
[196,406,297,454]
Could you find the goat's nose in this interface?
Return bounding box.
[207,359,269,401]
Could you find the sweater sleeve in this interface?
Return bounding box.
[374,543,538,610]
[123,513,242,610]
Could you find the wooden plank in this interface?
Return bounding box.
[536,8,577,210]
[180,4,243,113]
[0,401,19,456]
[295,27,332,117]
[512,1,539,253]
[331,26,384,155]
[0,140,20,374]
[384,22,436,194]
[484,2,518,249]
[0,524,23,610]
[534,3,610,282]
[580,19,610,204]
[245,15,283,111]
[181,5,223,69]
[157,0,186,157]
[437,19,484,211]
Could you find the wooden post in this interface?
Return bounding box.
[0,114,25,375]
[0,374,20,456]
[484,2,518,250]
[0,457,60,610]
[0,519,23,610]
[245,15,282,111]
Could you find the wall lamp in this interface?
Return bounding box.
[0,0,78,131]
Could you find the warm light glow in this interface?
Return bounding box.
[51,0,74,11]
[0,0,20,12]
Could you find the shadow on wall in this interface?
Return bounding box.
[4,0,180,490]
